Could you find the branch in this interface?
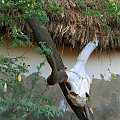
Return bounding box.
[26,17,88,120]
[9,0,91,119]
[27,17,68,85]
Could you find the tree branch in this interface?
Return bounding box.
[27,17,67,85]
[27,17,88,120]
[8,0,91,119]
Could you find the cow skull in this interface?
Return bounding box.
[65,40,99,107]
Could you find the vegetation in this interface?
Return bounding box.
[0,0,64,47]
[76,0,120,32]
[1,0,120,41]
[0,56,63,120]
[0,0,120,120]
[0,1,64,119]
[0,0,63,120]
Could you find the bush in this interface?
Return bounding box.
[0,55,63,120]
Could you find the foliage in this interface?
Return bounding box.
[0,0,64,47]
[0,0,64,23]
[111,73,117,80]
[36,42,52,57]
[0,55,63,120]
[10,30,32,47]
[75,0,120,33]
[108,69,117,80]
[0,1,64,119]
[0,0,119,119]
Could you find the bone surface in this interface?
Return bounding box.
[65,40,98,106]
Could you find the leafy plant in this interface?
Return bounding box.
[108,68,117,80]
[10,30,32,47]
[75,0,120,33]
[0,0,64,48]
[0,55,63,120]
[0,1,64,119]
[36,42,52,57]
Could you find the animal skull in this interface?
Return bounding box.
[65,40,99,107]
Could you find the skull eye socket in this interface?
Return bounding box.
[65,82,71,90]
[69,92,77,96]
[85,92,89,98]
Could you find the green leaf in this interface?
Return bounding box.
[11,39,23,47]
[0,37,4,45]
[111,73,117,80]
[35,47,43,54]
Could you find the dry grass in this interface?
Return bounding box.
[47,0,120,52]
[0,0,120,52]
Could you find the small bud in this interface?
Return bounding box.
[18,74,22,82]
[90,107,93,114]
[61,12,65,18]
[3,83,7,92]
[108,0,114,3]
